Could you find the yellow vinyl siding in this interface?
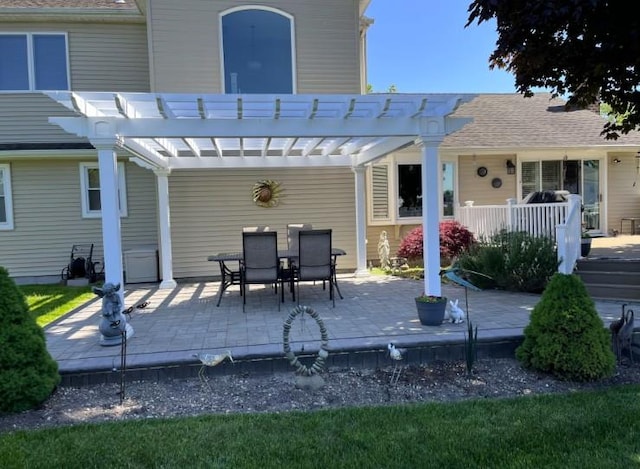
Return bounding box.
[606,152,640,232]
[0,22,149,91]
[168,168,356,279]
[0,159,157,279]
[457,155,517,207]
[0,94,87,145]
[148,0,360,93]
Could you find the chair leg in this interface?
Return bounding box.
[330,277,335,308]
[241,281,246,313]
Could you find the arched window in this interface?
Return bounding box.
[221,8,294,94]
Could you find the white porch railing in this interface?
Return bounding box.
[556,194,582,274]
[457,196,582,273]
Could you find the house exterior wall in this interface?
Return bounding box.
[148,0,361,93]
[168,167,357,279]
[457,154,518,207]
[605,152,640,232]
[0,22,149,145]
[0,159,157,280]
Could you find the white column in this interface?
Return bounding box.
[94,141,124,301]
[352,166,369,276]
[154,168,177,289]
[417,137,444,297]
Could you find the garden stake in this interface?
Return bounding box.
[119,330,127,404]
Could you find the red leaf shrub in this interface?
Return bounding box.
[396,221,475,262]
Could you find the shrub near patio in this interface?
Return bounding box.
[516,273,615,381]
[396,220,475,267]
[0,267,60,413]
[458,230,559,293]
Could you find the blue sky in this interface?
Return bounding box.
[366,1,518,93]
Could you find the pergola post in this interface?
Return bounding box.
[93,139,125,302]
[352,165,369,276]
[416,136,444,297]
[154,168,177,289]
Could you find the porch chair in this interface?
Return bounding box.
[240,231,283,312]
[61,243,103,283]
[295,229,336,307]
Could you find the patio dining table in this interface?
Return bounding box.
[207,248,346,307]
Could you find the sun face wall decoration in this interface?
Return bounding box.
[252,180,282,207]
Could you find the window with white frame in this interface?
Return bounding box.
[0,164,14,230]
[0,33,69,91]
[79,163,127,218]
[221,7,295,93]
[369,159,456,224]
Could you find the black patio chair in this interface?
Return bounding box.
[240,231,283,312]
[294,229,336,307]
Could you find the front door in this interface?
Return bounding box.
[521,159,602,233]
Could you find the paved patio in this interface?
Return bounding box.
[45,262,638,381]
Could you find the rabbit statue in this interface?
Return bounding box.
[449,299,466,324]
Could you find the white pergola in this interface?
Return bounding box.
[47,92,474,299]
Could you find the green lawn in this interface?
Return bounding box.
[2,386,640,468]
[19,284,96,327]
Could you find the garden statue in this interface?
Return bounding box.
[377,230,390,270]
[93,282,134,346]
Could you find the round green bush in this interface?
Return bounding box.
[516,273,615,381]
[0,267,60,413]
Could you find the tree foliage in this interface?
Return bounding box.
[467,0,640,139]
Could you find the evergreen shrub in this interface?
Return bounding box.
[515,273,615,381]
[0,267,60,413]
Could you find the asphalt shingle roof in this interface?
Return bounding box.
[442,93,640,150]
[0,0,136,9]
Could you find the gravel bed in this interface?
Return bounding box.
[2,357,640,433]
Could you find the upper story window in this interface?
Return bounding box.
[0,33,69,91]
[0,164,14,230]
[221,7,295,93]
[79,163,128,218]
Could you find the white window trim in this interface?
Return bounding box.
[218,6,297,94]
[0,164,14,230]
[367,153,458,225]
[79,162,128,218]
[0,32,70,92]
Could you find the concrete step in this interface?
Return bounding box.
[576,258,640,273]
[583,283,640,301]
[577,271,640,285]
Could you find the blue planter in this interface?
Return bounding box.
[415,298,447,326]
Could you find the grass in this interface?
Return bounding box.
[2,386,640,468]
[19,284,96,327]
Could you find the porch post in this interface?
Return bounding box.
[94,140,124,302]
[154,168,177,289]
[416,136,444,297]
[352,166,370,276]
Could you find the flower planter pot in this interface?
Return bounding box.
[581,238,592,257]
[415,298,447,326]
